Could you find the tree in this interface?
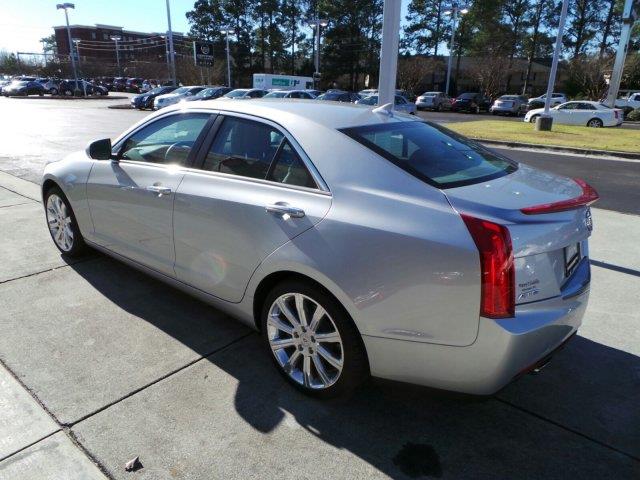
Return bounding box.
[563,0,600,58]
[40,35,58,56]
[397,56,443,94]
[563,55,610,99]
[403,0,449,56]
[521,0,556,94]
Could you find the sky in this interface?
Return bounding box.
[0,0,412,54]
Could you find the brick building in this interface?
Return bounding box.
[53,24,185,64]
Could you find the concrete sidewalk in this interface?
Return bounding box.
[0,172,638,479]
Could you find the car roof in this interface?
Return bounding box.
[161,98,418,131]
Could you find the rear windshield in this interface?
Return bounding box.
[340,121,517,188]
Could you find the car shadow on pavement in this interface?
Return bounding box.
[67,255,640,479]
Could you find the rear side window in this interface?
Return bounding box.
[267,142,317,188]
[341,121,517,188]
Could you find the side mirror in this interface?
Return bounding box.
[87,138,113,160]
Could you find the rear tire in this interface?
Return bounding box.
[587,118,603,128]
[44,186,87,257]
[261,280,369,399]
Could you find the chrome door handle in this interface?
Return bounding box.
[146,185,172,195]
[265,204,305,218]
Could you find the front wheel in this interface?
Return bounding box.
[529,114,539,124]
[587,118,603,128]
[44,187,87,257]
[261,281,369,398]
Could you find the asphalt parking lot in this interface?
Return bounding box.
[0,96,639,479]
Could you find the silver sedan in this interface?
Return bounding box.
[42,99,597,398]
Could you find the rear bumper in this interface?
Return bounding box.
[490,106,518,114]
[363,287,589,395]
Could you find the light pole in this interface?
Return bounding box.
[537,0,569,131]
[604,0,638,107]
[165,0,177,85]
[221,27,234,87]
[110,36,121,76]
[443,3,469,97]
[309,18,328,88]
[377,0,401,107]
[72,38,81,69]
[160,34,171,81]
[56,3,78,91]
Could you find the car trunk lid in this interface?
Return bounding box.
[443,164,595,306]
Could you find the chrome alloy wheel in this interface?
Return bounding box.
[267,293,344,389]
[46,194,74,252]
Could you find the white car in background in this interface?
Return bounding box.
[263,90,316,99]
[153,86,206,110]
[356,94,417,115]
[524,101,624,127]
[528,93,567,107]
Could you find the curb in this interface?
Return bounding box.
[474,138,640,160]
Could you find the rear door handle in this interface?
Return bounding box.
[265,203,305,218]
[146,185,172,195]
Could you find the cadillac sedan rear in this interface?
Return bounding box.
[42,101,596,397]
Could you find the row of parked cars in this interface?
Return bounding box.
[414,91,570,115]
[130,85,422,114]
[0,76,109,97]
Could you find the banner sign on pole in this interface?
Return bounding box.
[193,41,214,67]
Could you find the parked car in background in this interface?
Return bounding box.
[528,93,567,108]
[58,80,109,96]
[130,86,178,110]
[125,78,144,93]
[490,95,528,116]
[0,79,11,94]
[182,86,233,102]
[451,92,491,113]
[223,88,268,99]
[524,101,623,127]
[112,77,127,92]
[316,91,361,103]
[95,77,115,91]
[2,80,46,97]
[415,91,451,111]
[264,90,316,99]
[43,99,597,398]
[356,94,417,114]
[39,78,62,95]
[141,79,160,93]
[153,86,207,109]
[613,92,640,118]
[305,89,323,97]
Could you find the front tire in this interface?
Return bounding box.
[530,114,540,124]
[44,186,87,257]
[261,281,369,398]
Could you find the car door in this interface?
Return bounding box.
[173,113,332,302]
[86,111,214,276]
[572,102,596,125]
[554,102,578,124]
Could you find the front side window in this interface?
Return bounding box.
[341,121,517,189]
[202,117,284,179]
[120,113,210,165]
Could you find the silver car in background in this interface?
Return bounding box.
[415,91,452,111]
[490,94,528,116]
[356,94,417,114]
[42,100,597,398]
[153,86,206,110]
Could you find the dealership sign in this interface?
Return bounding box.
[193,41,214,67]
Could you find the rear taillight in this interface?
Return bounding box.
[461,214,515,319]
[521,178,599,215]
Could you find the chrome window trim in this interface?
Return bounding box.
[180,166,332,197]
[198,109,330,193]
[110,107,330,193]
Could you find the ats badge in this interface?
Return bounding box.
[193,41,214,67]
